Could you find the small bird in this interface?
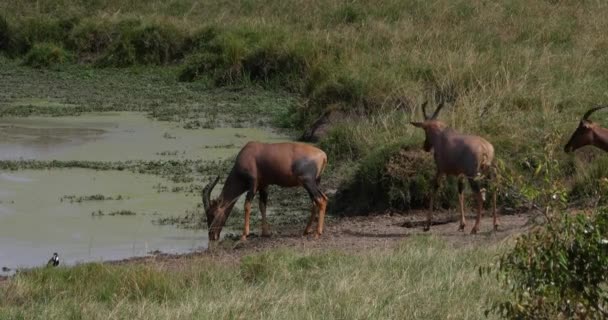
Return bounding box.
[47,253,59,267]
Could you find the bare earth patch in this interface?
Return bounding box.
[103,211,532,272]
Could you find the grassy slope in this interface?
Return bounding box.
[0,237,504,320]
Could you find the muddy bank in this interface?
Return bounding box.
[56,212,531,273]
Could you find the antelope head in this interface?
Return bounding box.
[564,105,608,153]
[201,176,234,241]
[410,100,447,152]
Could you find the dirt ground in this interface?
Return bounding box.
[104,210,533,270]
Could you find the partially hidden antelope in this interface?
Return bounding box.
[202,142,328,241]
[564,105,608,153]
[410,100,498,234]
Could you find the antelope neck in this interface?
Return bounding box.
[217,170,248,208]
[592,126,608,152]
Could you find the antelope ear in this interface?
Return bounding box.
[410,122,424,128]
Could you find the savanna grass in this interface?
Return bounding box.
[0,236,504,319]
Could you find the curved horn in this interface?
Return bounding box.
[430,100,445,120]
[582,105,608,121]
[421,101,430,120]
[202,175,220,212]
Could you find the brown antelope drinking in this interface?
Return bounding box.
[564,105,608,153]
[202,141,328,241]
[410,100,498,234]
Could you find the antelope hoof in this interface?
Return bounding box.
[240,234,248,241]
[423,225,430,232]
[493,224,499,232]
[470,227,479,235]
[314,232,321,240]
[458,223,466,232]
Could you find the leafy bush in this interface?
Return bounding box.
[178,31,250,83]
[332,142,458,214]
[487,209,608,319]
[569,156,608,207]
[68,19,116,56]
[15,16,78,54]
[96,21,186,67]
[0,15,10,51]
[130,24,186,64]
[22,43,69,68]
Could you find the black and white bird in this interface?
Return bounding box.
[47,253,59,267]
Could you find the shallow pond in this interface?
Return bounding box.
[0,113,288,274]
[0,112,285,161]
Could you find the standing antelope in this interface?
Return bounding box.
[202,141,328,241]
[564,105,608,153]
[410,100,498,234]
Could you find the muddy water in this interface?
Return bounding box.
[0,112,285,161]
[0,113,288,274]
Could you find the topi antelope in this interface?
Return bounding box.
[202,142,328,241]
[410,100,497,234]
[564,105,608,153]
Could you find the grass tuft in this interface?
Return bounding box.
[22,43,70,68]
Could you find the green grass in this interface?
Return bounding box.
[0,236,505,319]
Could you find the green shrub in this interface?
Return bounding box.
[178,31,251,83]
[15,16,78,54]
[180,28,320,91]
[68,19,115,56]
[95,20,186,67]
[22,43,69,68]
[242,44,310,89]
[0,15,10,51]
[332,142,458,214]
[569,157,608,207]
[487,209,608,319]
[130,23,186,64]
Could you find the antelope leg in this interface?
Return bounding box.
[425,174,441,232]
[471,192,483,235]
[458,178,466,231]
[241,191,254,241]
[259,188,271,237]
[315,195,328,240]
[492,189,498,231]
[304,204,317,236]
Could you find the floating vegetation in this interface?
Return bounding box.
[156,150,181,156]
[108,210,136,216]
[162,132,176,139]
[91,210,104,216]
[0,159,233,183]
[152,209,200,229]
[153,183,169,193]
[61,194,124,203]
[203,143,236,149]
[183,119,215,129]
[91,209,137,216]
